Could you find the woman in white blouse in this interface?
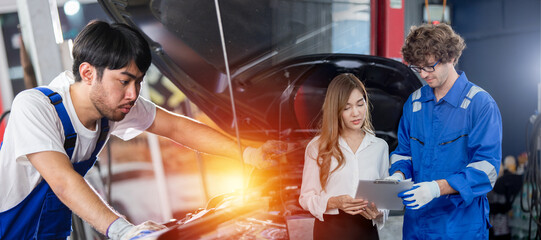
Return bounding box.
[299,73,389,239]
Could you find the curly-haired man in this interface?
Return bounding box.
[386,23,502,239]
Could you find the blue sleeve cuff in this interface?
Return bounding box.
[446,173,473,207]
[446,166,496,208]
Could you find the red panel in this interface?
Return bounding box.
[370,0,377,56]
[374,0,404,60]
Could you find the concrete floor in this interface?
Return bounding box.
[378,215,404,240]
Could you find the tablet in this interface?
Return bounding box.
[355,180,414,210]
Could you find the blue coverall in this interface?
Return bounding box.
[389,71,502,239]
[0,88,109,239]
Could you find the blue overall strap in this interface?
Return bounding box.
[34,87,77,159]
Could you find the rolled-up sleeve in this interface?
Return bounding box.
[299,139,331,221]
[446,101,502,207]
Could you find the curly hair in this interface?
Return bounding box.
[401,23,465,66]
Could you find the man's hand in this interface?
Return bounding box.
[108,218,166,240]
[328,195,368,215]
[243,140,287,168]
[398,181,440,210]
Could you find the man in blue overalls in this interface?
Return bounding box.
[386,23,502,239]
[0,20,278,239]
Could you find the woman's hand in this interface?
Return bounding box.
[359,202,382,220]
[327,195,368,215]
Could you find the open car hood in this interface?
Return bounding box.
[98,0,421,143]
[98,0,422,239]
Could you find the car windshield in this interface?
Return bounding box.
[100,0,379,140]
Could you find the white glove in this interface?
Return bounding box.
[243,141,288,169]
[107,218,166,240]
[243,146,275,169]
[398,181,440,210]
[384,172,405,182]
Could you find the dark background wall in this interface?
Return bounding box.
[405,0,540,158]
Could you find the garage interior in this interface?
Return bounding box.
[0,0,539,239]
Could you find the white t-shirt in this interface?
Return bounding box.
[299,132,390,229]
[0,71,156,211]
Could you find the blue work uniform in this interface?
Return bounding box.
[0,87,109,239]
[389,71,502,239]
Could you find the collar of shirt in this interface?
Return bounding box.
[338,131,377,155]
[418,70,469,108]
[49,71,75,89]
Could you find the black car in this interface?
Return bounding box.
[98,0,422,239]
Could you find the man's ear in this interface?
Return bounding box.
[79,62,95,85]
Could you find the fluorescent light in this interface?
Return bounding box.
[63,0,80,16]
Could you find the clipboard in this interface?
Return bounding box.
[355,180,414,210]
